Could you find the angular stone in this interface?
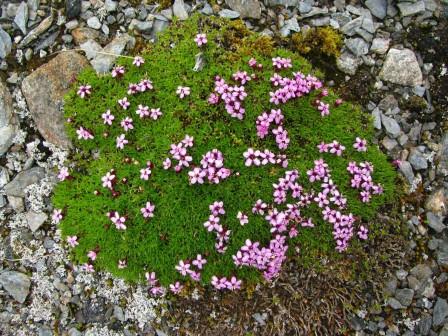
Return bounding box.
[410,264,433,281]
[129,19,153,33]
[267,0,298,7]
[90,34,135,74]
[18,10,54,48]
[379,48,423,86]
[0,79,18,156]
[433,298,448,327]
[371,37,390,54]
[14,2,29,35]
[425,188,447,215]
[4,167,47,197]
[365,0,387,19]
[397,1,425,16]
[341,17,363,36]
[0,271,31,303]
[336,51,362,75]
[438,133,448,176]
[399,161,415,185]
[173,0,189,20]
[87,16,101,30]
[388,297,404,309]
[71,27,100,45]
[26,211,48,232]
[346,37,370,56]
[381,115,400,138]
[372,107,382,129]
[219,9,241,19]
[280,17,300,37]
[395,288,414,307]
[225,0,261,19]
[66,0,82,19]
[426,212,446,233]
[0,28,13,59]
[409,147,427,170]
[22,51,89,149]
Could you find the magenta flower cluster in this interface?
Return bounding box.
[211,275,242,290]
[203,201,231,254]
[189,149,231,185]
[317,140,346,156]
[347,161,383,203]
[243,148,288,168]
[163,135,194,173]
[209,75,247,120]
[255,108,290,150]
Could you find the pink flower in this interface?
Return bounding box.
[120,117,134,132]
[58,167,70,181]
[77,85,91,98]
[169,281,184,294]
[145,271,158,286]
[52,209,63,224]
[127,83,139,95]
[83,263,94,272]
[353,137,367,152]
[192,254,207,269]
[76,127,94,140]
[118,259,127,269]
[175,260,191,276]
[272,57,292,69]
[150,108,162,120]
[136,104,149,118]
[317,101,330,117]
[101,170,115,189]
[182,135,194,147]
[111,66,125,78]
[194,33,207,46]
[237,211,248,225]
[87,250,97,260]
[118,97,130,109]
[133,56,145,67]
[141,201,155,218]
[209,201,225,216]
[176,86,191,98]
[102,110,115,125]
[226,276,242,290]
[162,158,172,170]
[188,167,206,184]
[67,236,78,247]
[110,212,126,230]
[328,140,345,156]
[208,93,219,104]
[116,134,128,149]
[140,164,152,180]
[138,79,153,92]
[357,225,368,240]
[248,57,258,67]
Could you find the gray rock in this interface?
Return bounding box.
[361,11,376,33]
[384,277,397,296]
[90,34,134,74]
[417,314,432,335]
[382,137,398,151]
[427,212,446,233]
[22,51,89,148]
[365,0,387,19]
[441,324,448,336]
[336,51,362,75]
[409,148,428,170]
[438,133,448,176]
[0,79,18,156]
[173,0,189,20]
[298,1,312,13]
[152,18,170,38]
[396,269,408,280]
[346,37,369,56]
[395,288,414,306]
[381,115,401,138]
[433,298,448,327]
[0,28,12,59]
[301,6,329,18]
[331,13,351,27]
[129,19,153,33]
[14,2,29,35]
[26,211,48,232]
[397,1,425,16]
[371,37,390,54]
[27,0,40,20]
[341,17,363,36]
[124,7,136,18]
[388,297,404,309]
[105,0,117,12]
[410,264,433,281]
[18,10,54,48]
[310,17,330,26]
[267,0,298,7]
[399,161,415,185]
[0,271,31,303]
[66,0,82,19]
[379,48,423,86]
[438,247,448,267]
[280,17,300,37]
[225,0,261,19]
[80,39,102,60]
[4,167,46,197]
[200,3,214,15]
[113,306,125,321]
[372,107,382,129]
[355,28,373,42]
[219,9,241,19]
[87,16,101,29]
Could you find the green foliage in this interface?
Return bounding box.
[291,27,343,58]
[53,15,396,287]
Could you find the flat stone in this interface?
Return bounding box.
[399,161,415,185]
[381,114,401,138]
[437,133,448,176]
[336,51,362,75]
[129,19,153,33]
[173,0,189,20]
[397,1,425,16]
[22,51,89,148]
[371,37,390,54]
[416,314,432,335]
[4,167,47,197]
[14,2,29,35]
[80,39,102,60]
[433,298,448,327]
[301,6,329,18]
[388,297,404,309]
[280,17,300,37]
[395,288,414,307]
[379,48,423,86]
[427,212,446,233]
[438,248,448,267]
[0,271,31,303]
[225,0,261,19]
[382,137,398,151]
[409,147,428,170]
[87,16,101,29]
[365,0,387,19]
[18,10,54,48]
[152,18,170,38]
[267,0,298,7]
[90,34,134,74]
[346,37,370,56]
[0,28,13,59]
[71,27,100,45]
[410,264,433,281]
[0,79,18,156]
[26,211,48,232]
[341,17,363,36]
[219,9,241,19]
[310,17,330,26]
[372,107,382,129]
[298,1,312,13]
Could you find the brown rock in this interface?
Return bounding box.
[72,27,100,45]
[21,51,89,149]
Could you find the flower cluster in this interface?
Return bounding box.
[269,72,323,108]
[189,149,231,185]
[272,170,302,205]
[232,71,252,85]
[163,135,194,173]
[136,105,162,120]
[347,161,383,203]
[210,76,247,120]
[317,140,346,156]
[243,148,288,168]
[255,109,290,150]
[232,235,288,281]
[248,57,263,70]
[211,275,242,290]
[145,272,166,296]
[203,201,231,253]
[175,254,207,283]
[272,57,292,70]
[76,126,94,140]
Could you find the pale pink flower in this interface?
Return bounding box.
[58,167,70,181]
[87,250,97,260]
[52,209,63,224]
[67,236,78,247]
[116,134,128,149]
[133,56,145,67]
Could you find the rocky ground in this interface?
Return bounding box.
[0,0,447,335]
